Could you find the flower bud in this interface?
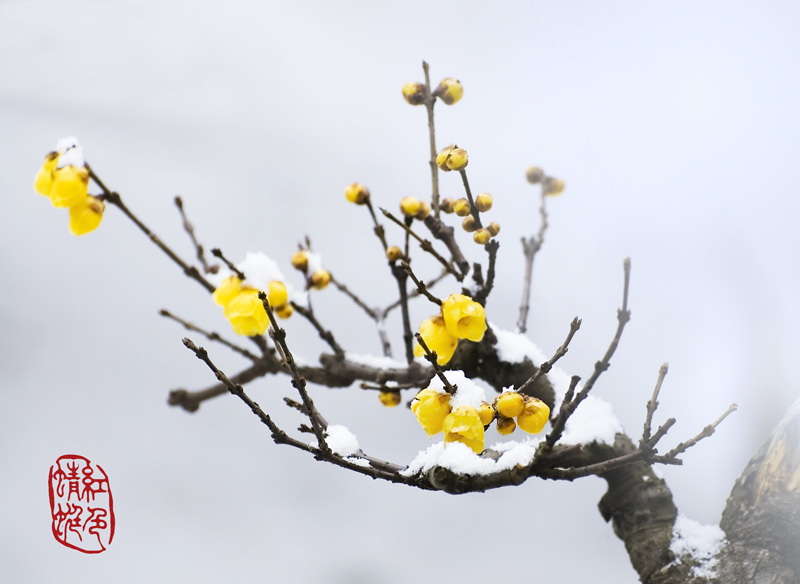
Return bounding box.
[386,245,403,262]
[453,198,471,217]
[473,228,491,245]
[400,196,422,217]
[275,303,294,319]
[68,195,105,236]
[415,200,431,219]
[478,402,496,426]
[436,145,469,172]
[487,222,501,237]
[475,193,493,212]
[526,166,545,184]
[496,391,525,418]
[434,78,464,105]
[440,197,456,213]
[379,391,402,407]
[267,280,289,307]
[344,182,369,204]
[291,250,309,272]
[461,215,477,233]
[496,417,517,436]
[517,397,551,434]
[402,82,426,106]
[542,177,565,197]
[310,269,331,290]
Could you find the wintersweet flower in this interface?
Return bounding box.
[378,391,401,407]
[411,388,452,436]
[496,391,525,418]
[267,281,289,307]
[68,195,105,236]
[434,77,464,105]
[212,276,243,307]
[34,152,59,196]
[443,406,485,454]
[224,288,268,336]
[441,294,487,342]
[413,315,458,365]
[344,183,369,205]
[49,165,90,208]
[478,402,495,426]
[517,397,551,434]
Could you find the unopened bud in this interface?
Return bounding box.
[453,198,471,217]
[440,197,456,213]
[386,246,403,262]
[436,145,469,172]
[400,196,422,217]
[526,166,545,184]
[310,269,331,290]
[496,417,517,435]
[434,77,463,105]
[487,222,501,237]
[461,215,477,232]
[291,250,309,272]
[379,390,402,407]
[344,183,370,205]
[402,82,426,106]
[542,177,565,197]
[475,193,493,212]
[473,228,491,245]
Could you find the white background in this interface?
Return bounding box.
[2,1,799,582]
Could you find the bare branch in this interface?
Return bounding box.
[641,362,669,444]
[174,196,217,275]
[159,309,259,361]
[400,260,443,306]
[517,191,549,334]
[381,208,460,279]
[414,332,456,395]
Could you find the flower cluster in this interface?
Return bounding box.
[33,138,105,235]
[402,76,463,107]
[213,276,291,336]
[494,390,551,436]
[526,165,565,196]
[290,249,331,290]
[414,293,487,365]
[440,190,500,246]
[411,373,493,454]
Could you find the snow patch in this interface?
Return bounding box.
[559,395,622,445]
[325,424,360,457]
[670,514,725,578]
[237,252,287,291]
[401,438,541,477]
[346,353,408,370]
[55,136,84,167]
[428,370,487,409]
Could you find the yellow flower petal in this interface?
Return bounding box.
[267,280,289,307]
[411,388,452,436]
[440,294,487,342]
[413,315,458,365]
[443,406,485,454]
[496,391,525,418]
[33,151,59,196]
[68,195,104,236]
[517,397,551,434]
[50,165,89,208]
[212,276,243,307]
[224,289,268,336]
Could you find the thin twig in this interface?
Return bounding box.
[174,196,217,275]
[657,403,738,461]
[210,248,246,280]
[517,317,582,396]
[458,169,483,230]
[381,208,460,278]
[473,239,500,306]
[422,61,440,217]
[330,274,392,357]
[86,164,216,294]
[400,261,443,306]
[414,332,457,395]
[391,263,414,363]
[260,292,331,456]
[517,192,549,334]
[383,268,449,315]
[159,309,259,361]
[422,215,470,279]
[641,363,669,444]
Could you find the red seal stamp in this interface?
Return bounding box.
[48,454,115,553]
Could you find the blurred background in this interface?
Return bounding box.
[2,1,799,582]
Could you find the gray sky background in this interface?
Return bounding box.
[2,1,799,582]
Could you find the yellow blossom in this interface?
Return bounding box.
[525,166,544,184]
[475,193,493,212]
[50,165,89,208]
[411,388,452,436]
[310,269,331,290]
[478,402,495,426]
[452,198,471,217]
[496,391,525,418]
[224,288,268,336]
[517,397,551,434]
[400,196,422,217]
[434,77,464,105]
[443,406,485,454]
[291,250,309,272]
[379,391,402,407]
[436,145,468,172]
[487,222,501,237]
[440,293,487,342]
[34,151,59,196]
[267,280,289,307]
[413,315,458,365]
[440,197,456,213]
[402,82,426,106]
[496,417,517,435]
[275,303,294,319]
[386,246,403,262]
[344,183,369,204]
[68,195,104,236]
[212,276,243,307]
[542,177,565,197]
